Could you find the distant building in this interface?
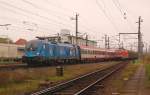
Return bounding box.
[15,38,27,45]
[0,43,25,58]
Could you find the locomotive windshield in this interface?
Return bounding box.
[25,40,40,51]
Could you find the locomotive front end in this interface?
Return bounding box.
[22,40,43,65]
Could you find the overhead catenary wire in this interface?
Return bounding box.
[80,16,106,35]
[0,6,62,33]
[0,0,106,41]
[44,0,74,16]
[111,0,136,32]
[42,0,100,38]
[21,0,73,24]
[21,0,98,36]
[96,0,120,33]
[0,0,75,29]
[112,0,124,16]
[0,2,94,41]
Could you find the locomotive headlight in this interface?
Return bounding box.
[36,52,40,55]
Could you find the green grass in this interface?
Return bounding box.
[0,80,39,95]
[0,62,117,95]
[145,64,150,88]
[141,54,150,88]
[111,62,139,92]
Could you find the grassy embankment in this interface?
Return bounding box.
[0,62,116,95]
[111,54,150,92]
[111,60,139,92]
[143,54,150,88]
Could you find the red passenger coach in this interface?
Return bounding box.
[79,45,121,62]
[79,45,129,62]
[117,50,129,58]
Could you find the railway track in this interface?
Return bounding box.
[0,57,134,71]
[30,61,128,95]
[0,59,129,71]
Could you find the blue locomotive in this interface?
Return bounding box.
[22,39,81,65]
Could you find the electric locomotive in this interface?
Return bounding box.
[22,39,80,65]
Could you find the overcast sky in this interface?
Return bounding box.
[0,0,149,49]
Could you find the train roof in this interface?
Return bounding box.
[27,39,76,48]
[79,45,125,52]
[80,45,107,51]
[56,43,76,47]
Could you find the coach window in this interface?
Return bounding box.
[101,51,103,55]
[86,50,88,54]
[82,49,84,54]
[82,49,85,54]
[88,50,90,54]
[102,51,105,55]
[96,51,98,54]
[81,49,83,54]
[83,49,86,54]
[83,49,85,54]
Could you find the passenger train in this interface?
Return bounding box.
[22,39,129,65]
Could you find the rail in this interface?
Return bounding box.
[30,61,128,95]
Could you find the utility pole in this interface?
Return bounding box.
[146,43,148,54]
[86,34,88,46]
[121,42,124,49]
[104,35,110,49]
[57,33,61,43]
[137,16,143,57]
[119,34,121,49]
[76,13,79,45]
[108,36,110,49]
[105,35,107,49]
[71,13,79,45]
